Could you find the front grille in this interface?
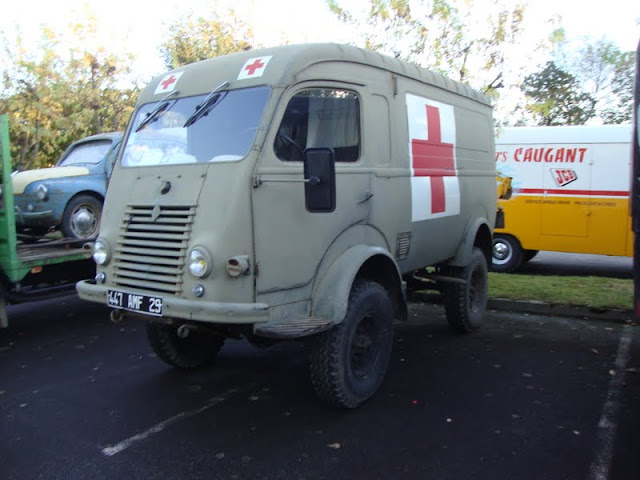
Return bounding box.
[112,205,196,294]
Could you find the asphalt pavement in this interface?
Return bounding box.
[1,293,639,480]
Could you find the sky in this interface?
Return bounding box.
[0,0,638,83]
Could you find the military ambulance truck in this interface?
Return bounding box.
[77,44,496,408]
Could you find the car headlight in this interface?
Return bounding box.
[92,239,111,266]
[187,247,212,278]
[36,184,48,200]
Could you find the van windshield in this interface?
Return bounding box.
[121,86,270,167]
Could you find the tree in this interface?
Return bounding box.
[521,61,595,126]
[327,0,528,92]
[160,11,255,69]
[0,18,138,170]
[601,51,634,124]
[573,40,634,124]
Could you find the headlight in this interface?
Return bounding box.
[187,247,212,278]
[36,184,48,200]
[92,239,111,266]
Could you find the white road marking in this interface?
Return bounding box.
[102,386,241,457]
[588,325,633,480]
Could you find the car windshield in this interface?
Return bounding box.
[121,86,270,167]
[58,140,112,167]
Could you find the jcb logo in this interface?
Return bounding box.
[551,168,577,187]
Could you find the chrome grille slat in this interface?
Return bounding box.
[113,205,195,295]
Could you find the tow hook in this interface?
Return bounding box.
[177,324,191,338]
[110,309,124,324]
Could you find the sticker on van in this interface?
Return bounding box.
[406,93,460,222]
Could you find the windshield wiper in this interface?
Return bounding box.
[183,81,230,128]
[135,90,179,132]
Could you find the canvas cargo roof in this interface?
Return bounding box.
[139,43,490,107]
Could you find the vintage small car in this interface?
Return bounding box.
[12,132,122,240]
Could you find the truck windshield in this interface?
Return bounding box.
[121,86,270,167]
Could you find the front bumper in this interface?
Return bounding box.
[76,280,270,325]
[15,206,55,228]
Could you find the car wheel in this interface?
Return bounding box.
[60,194,102,239]
[308,279,394,409]
[146,321,226,369]
[491,234,523,273]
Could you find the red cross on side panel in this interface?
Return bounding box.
[411,105,455,214]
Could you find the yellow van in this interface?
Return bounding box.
[493,125,632,272]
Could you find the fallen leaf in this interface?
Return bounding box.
[626,367,640,374]
[327,443,341,449]
[249,396,259,401]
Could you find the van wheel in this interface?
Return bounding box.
[146,321,226,369]
[492,234,523,273]
[308,279,394,408]
[60,194,102,239]
[444,247,488,333]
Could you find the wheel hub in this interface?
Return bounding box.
[72,207,97,237]
[493,241,510,261]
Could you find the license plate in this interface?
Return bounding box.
[107,290,163,317]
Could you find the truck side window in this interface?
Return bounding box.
[275,89,360,162]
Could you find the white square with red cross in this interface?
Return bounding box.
[406,94,460,222]
[237,56,273,80]
[154,72,185,95]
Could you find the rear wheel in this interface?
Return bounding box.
[146,321,226,369]
[444,247,489,333]
[309,279,394,408]
[491,234,523,273]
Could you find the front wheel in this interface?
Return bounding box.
[491,234,523,273]
[308,279,394,409]
[146,321,226,369]
[444,247,489,333]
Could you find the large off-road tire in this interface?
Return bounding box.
[491,234,523,273]
[308,279,394,409]
[60,194,102,239]
[146,321,226,370]
[444,247,489,334]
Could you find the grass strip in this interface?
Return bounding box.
[488,273,632,311]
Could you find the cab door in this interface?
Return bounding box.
[251,84,372,304]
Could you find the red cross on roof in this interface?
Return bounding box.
[161,75,177,90]
[244,59,265,75]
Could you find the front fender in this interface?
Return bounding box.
[311,244,400,325]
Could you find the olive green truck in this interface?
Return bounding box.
[77,44,497,408]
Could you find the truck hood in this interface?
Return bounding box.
[12,167,90,195]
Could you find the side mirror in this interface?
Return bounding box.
[304,148,336,213]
